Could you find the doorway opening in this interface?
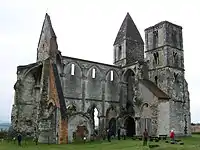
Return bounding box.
[124,116,135,137]
[108,118,117,136]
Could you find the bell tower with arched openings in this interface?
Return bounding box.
[145,21,190,135]
[113,13,144,67]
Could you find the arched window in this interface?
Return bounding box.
[110,70,114,81]
[92,68,96,79]
[71,64,75,75]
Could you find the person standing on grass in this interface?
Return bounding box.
[170,130,175,142]
[121,127,126,140]
[107,128,111,142]
[34,135,38,145]
[117,127,121,140]
[17,133,22,146]
[143,128,148,146]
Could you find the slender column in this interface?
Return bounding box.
[135,117,141,135]
[100,79,106,137]
[82,73,87,111]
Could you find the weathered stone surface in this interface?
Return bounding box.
[11,13,191,144]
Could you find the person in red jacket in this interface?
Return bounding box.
[170,130,175,142]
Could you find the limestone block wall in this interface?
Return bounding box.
[157,101,170,135]
[126,40,144,64]
[138,82,159,136]
[60,57,121,112]
[56,56,123,141]
[11,64,42,135]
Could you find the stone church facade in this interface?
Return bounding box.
[11,12,191,144]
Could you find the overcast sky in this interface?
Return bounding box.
[0,0,199,123]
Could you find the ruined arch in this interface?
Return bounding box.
[63,62,82,98]
[87,104,100,133]
[86,65,102,100]
[123,115,135,137]
[105,70,119,101]
[68,113,92,143]
[106,105,117,120]
[63,62,82,76]
[86,65,102,79]
[106,106,117,136]
[23,63,43,83]
[105,69,119,82]
[122,69,135,82]
[140,103,151,118]
[122,69,135,111]
[140,103,152,135]
[21,72,36,102]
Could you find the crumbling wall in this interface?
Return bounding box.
[105,70,119,102]
[60,57,121,138]
[63,63,82,98]
[11,64,43,135]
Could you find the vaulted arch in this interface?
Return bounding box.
[63,62,82,76]
[86,65,102,100]
[122,69,136,109]
[122,69,135,82]
[87,104,100,131]
[140,103,151,118]
[106,106,117,120]
[63,62,82,98]
[86,65,102,80]
[105,70,120,102]
[140,103,152,135]
[105,69,119,82]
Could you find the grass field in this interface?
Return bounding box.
[0,134,200,150]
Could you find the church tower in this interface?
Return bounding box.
[113,13,144,67]
[37,13,58,62]
[145,21,190,135]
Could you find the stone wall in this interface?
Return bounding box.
[157,101,170,135]
[126,40,144,64]
[59,56,122,141]
[145,20,190,136]
[11,63,42,135]
[138,82,158,136]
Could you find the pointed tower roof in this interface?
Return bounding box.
[113,12,144,45]
[37,13,56,48]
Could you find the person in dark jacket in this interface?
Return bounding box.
[117,128,121,140]
[143,129,148,146]
[107,129,111,142]
[17,133,22,146]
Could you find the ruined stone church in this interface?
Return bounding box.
[11,12,191,144]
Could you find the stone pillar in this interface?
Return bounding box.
[135,117,141,135]
[120,82,127,108]
[82,73,87,111]
[98,116,106,139]
[100,79,106,138]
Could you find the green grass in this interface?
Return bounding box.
[0,135,200,150]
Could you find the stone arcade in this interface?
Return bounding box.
[11,12,191,144]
